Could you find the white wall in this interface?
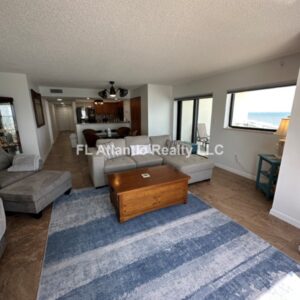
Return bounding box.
[0,72,40,156]
[27,78,52,161]
[72,101,77,126]
[48,102,59,141]
[44,100,54,144]
[270,68,300,228]
[174,53,300,179]
[131,84,173,136]
[123,99,131,122]
[147,84,173,136]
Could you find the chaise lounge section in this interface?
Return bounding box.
[0,170,72,217]
[0,148,72,217]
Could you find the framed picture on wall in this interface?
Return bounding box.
[31,89,45,127]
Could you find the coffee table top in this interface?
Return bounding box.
[108,165,190,194]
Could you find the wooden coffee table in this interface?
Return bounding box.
[108,165,190,223]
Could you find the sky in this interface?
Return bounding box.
[234,85,296,113]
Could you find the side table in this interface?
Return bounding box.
[256,154,281,199]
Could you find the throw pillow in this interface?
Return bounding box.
[130,144,152,156]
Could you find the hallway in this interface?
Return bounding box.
[43,131,91,189]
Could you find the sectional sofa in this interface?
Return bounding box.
[0,148,72,218]
[88,135,214,187]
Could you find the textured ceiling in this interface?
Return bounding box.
[0,0,300,89]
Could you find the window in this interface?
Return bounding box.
[0,97,22,154]
[228,84,296,131]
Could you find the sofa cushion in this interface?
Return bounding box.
[0,170,35,189]
[150,135,171,148]
[163,155,214,174]
[96,139,126,155]
[131,154,163,168]
[125,136,150,147]
[104,156,136,174]
[97,141,124,159]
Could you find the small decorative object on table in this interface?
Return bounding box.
[256,154,281,199]
[141,173,150,178]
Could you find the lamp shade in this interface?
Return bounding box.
[275,117,290,137]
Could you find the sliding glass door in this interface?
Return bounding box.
[176,95,213,153]
[179,100,194,142]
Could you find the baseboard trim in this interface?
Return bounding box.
[270,209,300,229]
[215,163,256,181]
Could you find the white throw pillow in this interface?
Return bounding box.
[130,144,152,156]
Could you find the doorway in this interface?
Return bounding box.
[176,95,213,155]
[56,105,75,131]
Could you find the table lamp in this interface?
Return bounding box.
[274,117,290,158]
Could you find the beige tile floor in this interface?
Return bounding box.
[0,132,299,300]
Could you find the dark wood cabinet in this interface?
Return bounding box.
[130,97,141,135]
[95,102,123,120]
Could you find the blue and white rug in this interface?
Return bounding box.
[38,188,300,299]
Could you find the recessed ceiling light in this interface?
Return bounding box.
[57,98,62,101]
[86,97,90,100]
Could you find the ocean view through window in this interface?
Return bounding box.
[228,84,296,131]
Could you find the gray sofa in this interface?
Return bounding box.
[0,148,72,218]
[88,135,214,187]
[0,170,72,217]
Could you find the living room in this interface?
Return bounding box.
[0,1,300,299]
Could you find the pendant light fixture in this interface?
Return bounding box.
[98,81,128,99]
[109,81,116,98]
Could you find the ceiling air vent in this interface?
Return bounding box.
[50,89,63,94]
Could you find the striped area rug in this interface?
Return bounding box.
[38,188,300,299]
